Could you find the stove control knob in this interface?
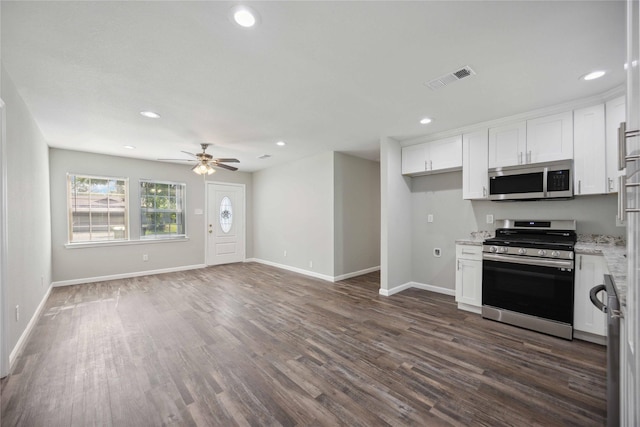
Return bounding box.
[489,246,497,253]
[518,248,527,255]
[538,250,547,256]
[551,251,560,257]
[499,247,508,253]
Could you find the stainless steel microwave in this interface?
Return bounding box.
[488,160,573,201]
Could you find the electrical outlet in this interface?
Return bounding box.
[309,261,313,268]
[143,254,149,261]
[15,305,19,322]
[433,248,442,257]
[284,250,287,257]
[427,214,434,223]
[486,214,494,224]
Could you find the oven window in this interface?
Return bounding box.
[489,172,543,195]
[482,260,574,324]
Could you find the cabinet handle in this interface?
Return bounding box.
[578,180,581,195]
[527,151,532,164]
[430,160,433,170]
[424,160,428,171]
[482,186,487,197]
[457,260,460,271]
[618,175,626,221]
[579,255,582,270]
[608,178,614,192]
[519,152,523,165]
[618,123,627,170]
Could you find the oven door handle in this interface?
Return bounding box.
[483,253,574,269]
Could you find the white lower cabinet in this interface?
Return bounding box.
[573,254,607,340]
[455,244,482,313]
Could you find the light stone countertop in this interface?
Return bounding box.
[456,233,628,308]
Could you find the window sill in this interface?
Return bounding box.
[65,236,190,249]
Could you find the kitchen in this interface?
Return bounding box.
[1,0,639,425]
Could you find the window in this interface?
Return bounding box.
[140,180,186,239]
[68,174,128,243]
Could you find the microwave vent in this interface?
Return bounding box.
[426,66,476,90]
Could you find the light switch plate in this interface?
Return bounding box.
[486,214,494,224]
[427,214,434,223]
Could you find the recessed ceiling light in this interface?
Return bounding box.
[140,111,160,119]
[582,70,606,81]
[276,141,286,146]
[123,145,136,150]
[231,6,259,28]
[420,117,432,125]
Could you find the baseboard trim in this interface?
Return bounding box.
[51,264,207,287]
[379,281,455,297]
[333,266,380,282]
[245,258,335,282]
[9,283,53,370]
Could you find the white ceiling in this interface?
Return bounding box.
[1,1,626,172]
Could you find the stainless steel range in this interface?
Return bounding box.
[482,219,577,340]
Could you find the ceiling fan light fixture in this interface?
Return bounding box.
[192,162,215,175]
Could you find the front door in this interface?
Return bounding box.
[206,182,245,265]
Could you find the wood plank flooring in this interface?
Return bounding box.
[1,263,606,426]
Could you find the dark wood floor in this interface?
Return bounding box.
[1,263,606,426]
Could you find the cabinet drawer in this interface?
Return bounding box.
[456,244,482,260]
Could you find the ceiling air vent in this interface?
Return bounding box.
[426,66,476,90]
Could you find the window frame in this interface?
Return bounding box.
[139,179,187,240]
[67,173,130,244]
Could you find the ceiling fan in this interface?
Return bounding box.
[160,143,240,175]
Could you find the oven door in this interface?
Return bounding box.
[482,253,575,324]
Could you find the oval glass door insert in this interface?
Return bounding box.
[219,196,233,233]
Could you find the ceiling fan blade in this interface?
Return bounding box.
[158,158,197,162]
[180,151,198,158]
[214,158,240,163]
[213,163,238,171]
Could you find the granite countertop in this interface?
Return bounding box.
[456,232,628,308]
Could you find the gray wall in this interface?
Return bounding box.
[411,170,622,290]
[333,152,380,276]
[2,67,52,354]
[253,151,335,276]
[49,148,253,282]
[380,137,412,291]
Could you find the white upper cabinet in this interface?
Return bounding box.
[401,135,462,176]
[401,144,428,175]
[488,121,527,168]
[429,135,463,171]
[605,96,626,193]
[526,111,574,164]
[574,104,606,195]
[462,129,489,199]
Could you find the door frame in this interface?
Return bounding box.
[0,98,8,377]
[205,181,246,266]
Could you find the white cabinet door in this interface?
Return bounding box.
[605,96,625,193]
[455,245,482,312]
[574,254,607,337]
[488,121,527,168]
[401,143,427,175]
[574,104,606,195]
[430,135,462,171]
[462,129,488,199]
[526,111,574,163]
